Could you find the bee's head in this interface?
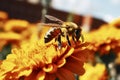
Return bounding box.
[75,28,82,41]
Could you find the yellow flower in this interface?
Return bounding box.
[0,32,22,51]
[0,40,90,80]
[79,63,107,80]
[0,19,39,49]
[84,24,120,55]
[110,18,120,28]
[4,19,29,32]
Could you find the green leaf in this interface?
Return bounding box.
[0,44,11,60]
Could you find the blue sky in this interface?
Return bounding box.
[51,0,120,22]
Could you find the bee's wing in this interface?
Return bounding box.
[39,23,61,27]
[45,15,64,24]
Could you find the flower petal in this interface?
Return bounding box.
[73,49,94,62]
[36,71,45,80]
[44,73,56,80]
[25,70,41,80]
[18,67,32,78]
[63,56,85,75]
[56,68,75,80]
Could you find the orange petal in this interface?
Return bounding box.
[63,56,85,75]
[44,73,56,80]
[73,49,93,62]
[25,70,41,80]
[56,68,75,80]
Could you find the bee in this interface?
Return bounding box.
[41,15,84,49]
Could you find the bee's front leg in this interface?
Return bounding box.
[66,34,71,46]
[72,33,76,42]
[57,35,62,49]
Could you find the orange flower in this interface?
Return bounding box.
[0,11,8,30]
[0,11,8,20]
[0,40,90,80]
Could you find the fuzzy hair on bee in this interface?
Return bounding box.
[41,15,84,49]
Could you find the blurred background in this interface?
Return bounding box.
[0,0,120,80]
[0,0,111,30]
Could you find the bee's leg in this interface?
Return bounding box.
[81,34,84,42]
[57,35,62,49]
[66,34,71,46]
[72,33,76,42]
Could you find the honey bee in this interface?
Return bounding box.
[41,15,84,48]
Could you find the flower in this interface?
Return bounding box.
[0,19,39,50]
[110,18,120,28]
[0,11,8,30]
[0,11,8,21]
[0,40,90,80]
[84,24,120,55]
[79,63,108,80]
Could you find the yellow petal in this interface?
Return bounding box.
[36,71,45,80]
[18,68,32,78]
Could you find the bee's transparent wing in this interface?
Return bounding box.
[45,15,64,24]
[39,23,61,27]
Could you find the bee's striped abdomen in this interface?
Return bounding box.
[44,27,61,43]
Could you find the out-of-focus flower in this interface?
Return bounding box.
[0,39,90,80]
[115,53,120,64]
[79,63,108,80]
[110,18,120,28]
[0,19,39,50]
[0,11,8,30]
[4,19,29,32]
[84,23,120,55]
[0,32,22,50]
[0,11,8,20]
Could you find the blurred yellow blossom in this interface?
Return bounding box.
[110,18,120,28]
[4,19,29,31]
[0,19,39,50]
[0,39,91,80]
[84,24,120,55]
[79,63,107,80]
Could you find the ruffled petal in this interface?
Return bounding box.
[56,68,75,80]
[25,70,41,80]
[36,71,45,80]
[18,67,32,78]
[73,49,94,62]
[44,73,56,80]
[63,56,85,75]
